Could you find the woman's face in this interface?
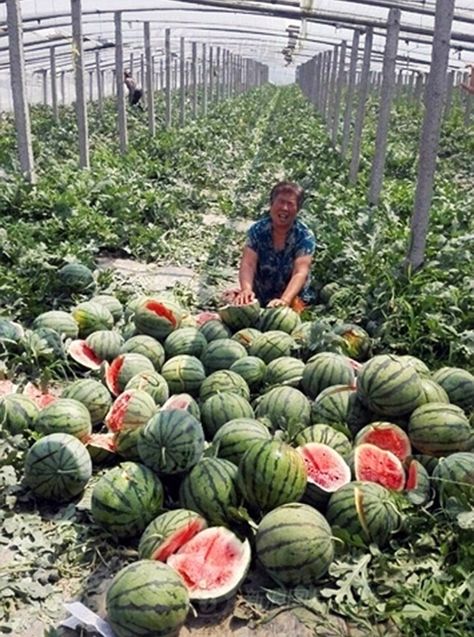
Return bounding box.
[269,191,299,232]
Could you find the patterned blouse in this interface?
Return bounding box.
[246,215,316,306]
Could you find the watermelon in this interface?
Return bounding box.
[418,378,450,405]
[229,356,267,391]
[333,323,372,361]
[139,509,208,561]
[105,353,155,395]
[125,370,170,406]
[167,526,251,602]
[67,339,103,370]
[319,282,340,305]
[302,352,355,400]
[160,394,201,420]
[354,422,412,462]
[258,306,301,334]
[201,338,247,374]
[0,394,39,434]
[200,392,254,439]
[163,327,208,359]
[218,300,261,331]
[161,355,206,395]
[72,301,114,337]
[232,327,262,351]
[432,367,474,413]
[121,335,165,370]
[179,457,240,526]
[291,321,312,361]
[357,354,423,417]
[61,378,112,426]
[199,319,231,342]
[32,310,78,339]
[255,503,334,585]
[399,355,431,377]
[24,433,92,501]
[405,458,431,505]
[238,440,307,511]
[310,384,356,426]
[408,402,472,456]
[254,386,310,436]
[431,452,474,506]
[138,409,205,474]
[134,298,182,340]
[91,462,164,538]
[105,389,156,432]
[83,432,117,464]
[0,379,18,397]
[194,311,220,326]
[199,369,250,402]
[263,356,304,389]
[295,424,352,459]
[297,442,351,506]
[57,263,94,293]
[212,418,272,466]
[106,560,189,637]
[354,443,405,491]
[23,382,60,409]
[86,330,124,362]
[0,319,24,352]
[114,426,143,460]
[326,481,400,546]
[91,295,123,322]
[249,330,296,363]
[35,398,92,440]
[22,328,65,362]
[124,295,149,321]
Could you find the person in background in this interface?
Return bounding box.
[228,181,316,312]
[460,64,474,95]
[124,71,144,110]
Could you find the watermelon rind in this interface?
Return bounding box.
[139,509,208,561]
[408,402,472,456]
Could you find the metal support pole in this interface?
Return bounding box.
[60,70,66,106]
[192,41,197,117]
[165,28,172,127]
[406,0,455,271]
[349,27,373,184]
[144,22,155,136]
[179,37,185,127]
[209,46,214,102]
[368,8,401,205]
[41,70,48,105]
[96,51,103,115]
[444,70,455,118]
[332,41,347,146]
[216,47,221,101]
[71,0,89,169]
[88,70,93,101]
[115,11,127,154]
[341,29,360,158]
[202,43,208,115]
[50,47,58,120]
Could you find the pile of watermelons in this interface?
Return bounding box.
[0,264,473,637]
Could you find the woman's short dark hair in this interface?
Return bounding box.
[270,181,305,210]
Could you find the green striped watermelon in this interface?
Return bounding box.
[106,560,189,637]
[32,310,79,339]
[72,301,114,337]
[91,294,124,323]
[121,335,165,370]
[249,330,296,364]
[0,394,39,434]
[232,328,262,351]
[138,409,205,474]
[263,356,304,389]
[258,306,301,334]
[57,263,94,293]
[333,323,372,361]
[24,433,92,501]
[212,418,272,466]
[238,440,307,511]
[201,338,247,374]
[408,402,472,456]
[85,330,124,362]
[179,457,240,526]
[218,300,261,331]
[310,384,356,427]
[418,378,450,405]
[125,370,170,406]
[431,452,474,506]
[163,327,208,359]
[326,481,400,546]
[254,386,310,436]
[23,328,65,362]
[200,392,254,439]
[35,398,92,440]
[105,389,156,432]
[199,369,250,402]
[432,367,474,413]
[139,509,208,560]
[229,356,267,392]
[161,355,206,395]
[295,424,352,460]
[134,298,183,340]
[199,319,231,342]
[357,354,423,417]
[302,353,355,400]
[114,426,143,460]
[105,353,155,396]
[61,378,112,426]
[255,503,334,585]
[91,462,164,538]
[399,355,431,377]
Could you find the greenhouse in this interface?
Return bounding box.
[0,1,473,636]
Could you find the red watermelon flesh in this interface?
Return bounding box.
[0,380,18,397]
[160,394,193,411]
[194,311,220,326]
[105,391,133,432]
[152,518,207,562]
[405,459,419,490]
[355,443,405,491]
[84,432,117,452]
[166,527,251,601]
[105,357,124,396]
[23,382,61,409]
[146,300,177,327]
[68,340,102,370]
[355,422,411,461]
[297,443,351,492]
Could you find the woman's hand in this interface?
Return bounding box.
[234,289,256,305]
[267,297,289,308]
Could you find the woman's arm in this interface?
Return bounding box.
[267,254,312,307]
[235,246,258,304]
